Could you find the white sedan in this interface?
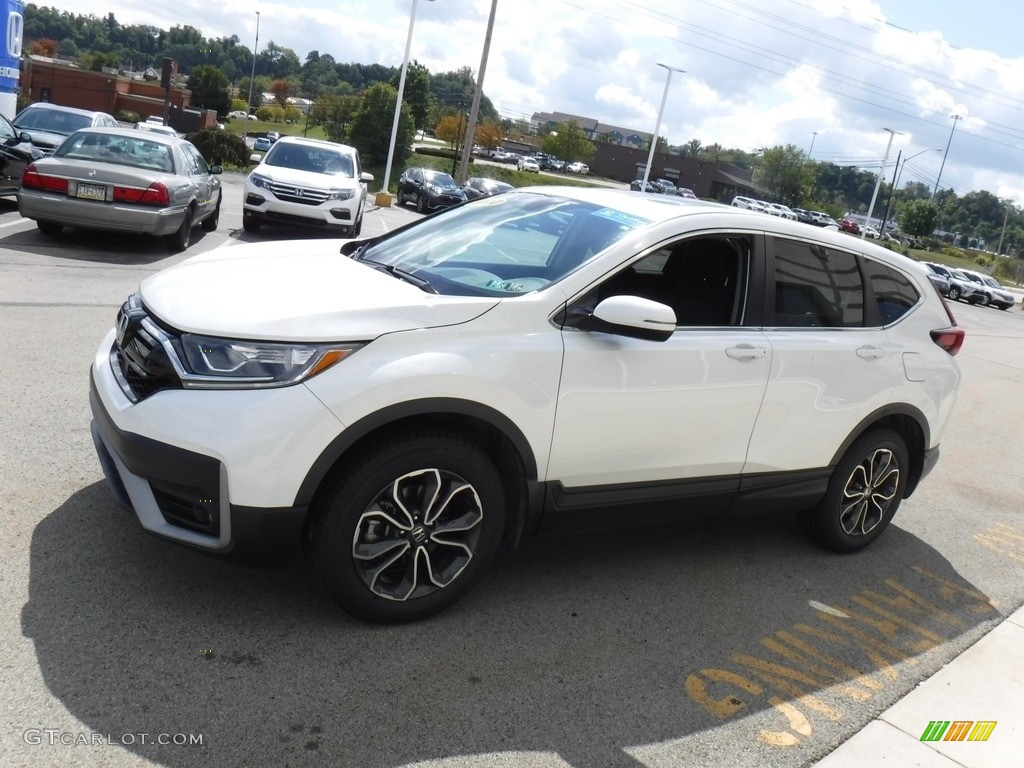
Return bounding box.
[517,156,540,173]
[566,162,589,174]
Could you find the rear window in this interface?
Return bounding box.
[863,259,920,324]
[772,239,864,327]
[56,132,175,173]
[15,107,91,136]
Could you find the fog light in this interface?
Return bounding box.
[245,194,266,205]
[329,208,351,220]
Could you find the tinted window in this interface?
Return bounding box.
[598,236,750,326]
[863,259,919,324]
[772,239,864,327]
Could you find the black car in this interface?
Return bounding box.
[396,168,467,212]
[539,155,564,172]
[629,179,662,193]
[463,177,513,200]
[0,113,43,196]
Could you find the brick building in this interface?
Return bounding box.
[19,56,218,132]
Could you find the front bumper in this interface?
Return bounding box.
[89,329,347,555]
[243,187,361,230]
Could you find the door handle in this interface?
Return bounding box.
[725,344,768,360]
[856,345,885,359]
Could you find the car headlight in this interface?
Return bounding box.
[177,334,362,388]
[249,173,272,189]
[326,188,356,201]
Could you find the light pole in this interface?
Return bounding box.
[244,11,260,144]
[933,114,962,197]
[807,131,818,159]
[880,148,940,235]
[381,0,434,203]
[641,63,684,189]
[862,127,901,239]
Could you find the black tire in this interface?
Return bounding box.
[242,213,261,233]
[201,197,221,232]
[166,208,193,252]
[310,431,506,623]
[947,285,960,300]
[801,428,908,553]
[416,194,427,214]
[36,220,62,236]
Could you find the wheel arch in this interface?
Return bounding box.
[295,398,541,543]
[828,404,930,497]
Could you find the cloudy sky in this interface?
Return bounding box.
[36,0,1024,205]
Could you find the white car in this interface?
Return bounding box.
[731,195,759,210]
[242,136,372,237]
[566,161,589,174]
[863,226,880,238]
[517,156,540,173]
[228,110,258,121]
[89,189,963,622]
[767,203,797,220]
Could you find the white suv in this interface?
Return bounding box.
[242,136,373,237]
[90,188,964,622]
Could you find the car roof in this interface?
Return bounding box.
[18,102,113,119]
[65,126,181,145]
[275,135,357,153]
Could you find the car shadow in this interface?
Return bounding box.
[0,223,215,265]
[21,483,1002,768]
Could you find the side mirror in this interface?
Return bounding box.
[210,165,223,175]
[568,295,676,341]
[249,153,261,164]
[360,171,374,183]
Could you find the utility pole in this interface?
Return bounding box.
[879,150,900,236]
[933,114,961,197]
[457,0,499,185]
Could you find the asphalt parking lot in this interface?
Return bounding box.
[2,180,1023,768]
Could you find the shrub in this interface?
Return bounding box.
[114,110,140,123]
[186,128,252,168]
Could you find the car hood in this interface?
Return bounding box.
[250,164,360,189]
[139,240,499,342]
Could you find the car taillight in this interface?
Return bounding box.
[22,164,69,193]
[113,181,170,206]
[930,287,965,355]
[119,183,169,206]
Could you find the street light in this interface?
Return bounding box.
[641,63,684,189]
[933,114,962,197]
[879,148,940,235]
[381,0,435,202]
[807,131,818,159]
[244,11,260,144]
[862,127,902,239]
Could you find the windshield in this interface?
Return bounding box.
[424,171,458,189]
[357,192,649,296]
[265,144,355,177]
[15,107,91,136]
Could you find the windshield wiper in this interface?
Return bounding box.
[359,258,438,294]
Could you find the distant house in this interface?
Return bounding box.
[530,110,652,148]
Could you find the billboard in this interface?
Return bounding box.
[1,0,23,94]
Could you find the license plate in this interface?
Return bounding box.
[76,183,106,201]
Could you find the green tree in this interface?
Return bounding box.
[187,64,231,115]
[312,93,361,143]
[186,127,251,167]
[347,82,413,166]
[391,61,433,130]
[753,144,814,205]
[540,119,594,164]
[898,199,939,238]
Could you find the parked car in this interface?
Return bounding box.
[265,131,281,144]
[923,263,985,304]
[490,150,509,163]
[242,136,372,237]
[539,156,564,172]
[0,112,43,197]
[13,102,119,155]
[18,126,222,252]
[88,189,964,622]
[974,273,1015,310]
[566,161,589,174]
[839,218,861,235]
[397,167,467,213]
[502,153,521,165]
[136,122,177,138]
[652,178,676,194]
[228,111,258,121]
[676,187,697,199]
[517,156,540,173]
[731,195,758,210]
[629,179,661,193]
[766,203,797,219]
[252,137,272,152]
[791,207,815,224]
[863,226,880,239]
[462,177,513,200]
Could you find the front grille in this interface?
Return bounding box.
[267,182,329,206]
[112,298,182,401]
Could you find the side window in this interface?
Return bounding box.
[185,144,209,174]
[772,239,863,327]
[180,146,201,175]
[864,259,919,324]
[597,236,750,326]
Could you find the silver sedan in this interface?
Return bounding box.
[17,127,222,252]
